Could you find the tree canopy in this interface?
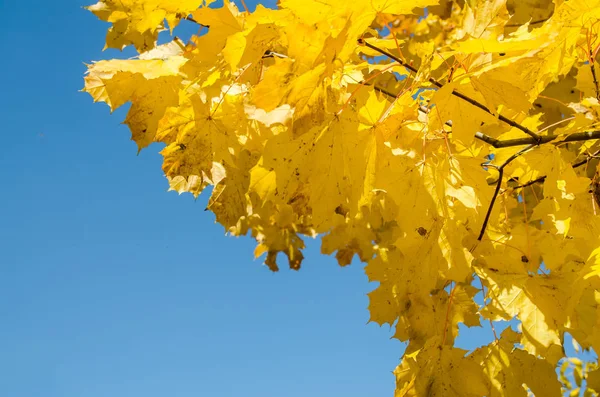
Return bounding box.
[84,0,600,394]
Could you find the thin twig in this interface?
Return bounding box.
[372,85,397,99]
[358,39,542,142]
[510,149,600,189]
[474,130,600,148]
[591,57,600,101]
[371,84,600,149]
[574,150,600,168]
[538,116,575,134]
[262,50,288,59]
[478,144,537,240]
[358,38,419,74]
[505,18,549,28]
[370,81,600,237]
[442,283,456,346]
[511,175,546,189]
[371,84,454,128]
[420,105,453,128]
[183,15,209,28]
[369,85,453,126]
[340,64,398,115]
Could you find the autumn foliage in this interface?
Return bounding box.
[83,0,600,394]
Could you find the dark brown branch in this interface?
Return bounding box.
[183,15,209,28]
[372,85,600,149]
[475,130,600,148]
[372,85,397,99]
[419,105,453,128]
[358,39,542,142]
[184,15,284,60]
[512,175,546,189]
[370,82,600,238]
[358,39,419,75]
[505,18,549,28]
[591,56,600,101]
[372,86,456,131]
[573,150,600,168]
[478,144,537,240]
[262,50,288,59]
[510,149,600,189]
[372,86,454,129]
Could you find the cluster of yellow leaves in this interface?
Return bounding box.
[560,353,600,396]
[84,0,600,394]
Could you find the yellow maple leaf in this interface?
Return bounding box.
[87,0,212,51]
[83,0,600,393]
[470,328,562,397]
[430,82,499,145]
[83,55,185,150]
[395,341,489,396]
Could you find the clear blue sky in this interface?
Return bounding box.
[2,1,584,396]
[0,1,406,396]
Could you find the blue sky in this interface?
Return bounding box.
[0,1,406,396]
[1,1,593,396]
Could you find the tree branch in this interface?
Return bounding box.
[262,50,288,59]
[182,15,209,28]
[573,150,600,168]
[510,149,600,189]
[369,82,600,238]
[358,39,542,142]
[505,18,549,28]
[475,130,600,147]
[478,144,537,240]
[371,84,600,149]
[591,58,600,101]
[183,16,284,60]
[372,85,398,99]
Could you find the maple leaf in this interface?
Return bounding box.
[84,0,600,394]
[87,0,213,51]
[589,365,600,393]
[83,54,185,150]
[470,328,562,396]
[395,340,489,396]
